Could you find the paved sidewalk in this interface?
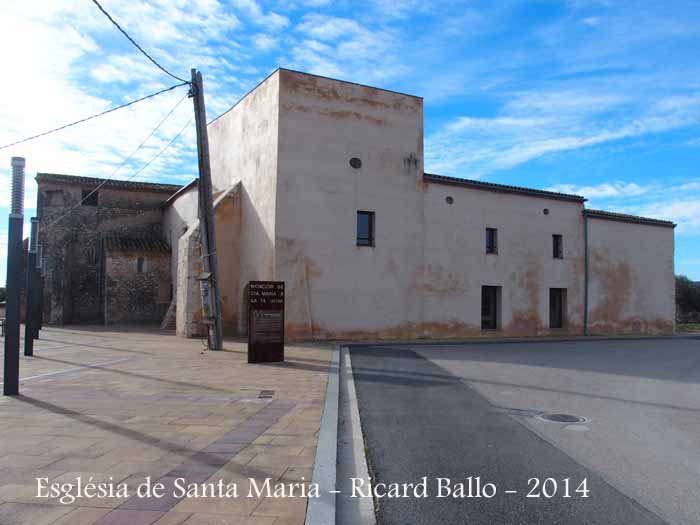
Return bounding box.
[0,326,332,525]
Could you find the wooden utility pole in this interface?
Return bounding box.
[191,68,223,350]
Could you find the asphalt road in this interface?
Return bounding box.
[351,338,700,525]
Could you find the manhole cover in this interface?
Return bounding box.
[539,413,586,423]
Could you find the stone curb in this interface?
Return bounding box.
[305,344,340,525]
[343,333,700,348]
[337,346,377,524]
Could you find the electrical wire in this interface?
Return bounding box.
[46,94,192,228]
[123,116,193,182]
[0,82,188,151]
[90,0,189,84]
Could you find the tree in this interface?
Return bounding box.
[676,275,700,317]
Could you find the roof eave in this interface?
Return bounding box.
[583,209,676,228]
[35,173,183,193]
[423,173,585,203]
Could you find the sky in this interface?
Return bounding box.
[0,0,699,282]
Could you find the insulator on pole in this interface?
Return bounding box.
[10,157,25,216]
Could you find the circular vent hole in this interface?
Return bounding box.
[349,157,362,169]
[543,208,550,215]
[445,196,454,205]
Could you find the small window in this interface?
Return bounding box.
[481,285,501,330]
[549,288,567,328]
[357,211,375,247]
[44,189,64,207]
[137,257,146,273]
[485,228,498,254]
[82,189,98,206]
[553,234,563,259]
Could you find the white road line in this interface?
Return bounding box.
[0,357,132,385]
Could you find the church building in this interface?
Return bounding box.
[36,68,676,339]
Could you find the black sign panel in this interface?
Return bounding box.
[248,281,284,363]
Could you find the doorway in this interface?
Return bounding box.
[549,288,567,329]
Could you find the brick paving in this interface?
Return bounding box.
[0,326,332,525]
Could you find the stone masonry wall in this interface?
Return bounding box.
[104,251,170,324]
[37,178,177,324]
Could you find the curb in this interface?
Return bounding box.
[306,344,340,525]
[337,346,377,524]
[343,333,700,348]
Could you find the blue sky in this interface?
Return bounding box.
[1,0,699,282]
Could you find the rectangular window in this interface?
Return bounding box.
[481,285,501,330]
[552,234,563,259]
[44,190,64,207]
[82,189,98,206]
[549,288,567,328]
[357,211,375,247]
[485,228,498,254]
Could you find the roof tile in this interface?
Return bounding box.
[36,173,182,193]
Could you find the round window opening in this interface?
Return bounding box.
[445,196,454,205]
[349,157,362,169]
[543,208,550,215]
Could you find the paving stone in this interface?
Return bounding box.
[50,507,112,525]
[153,511,192,525]
[0,327,331,524]
[0,502,73,525]
[180,513,275,525]
[95,508,165,525]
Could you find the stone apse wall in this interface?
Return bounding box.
[37,175,178,325]
[104,250,171,324]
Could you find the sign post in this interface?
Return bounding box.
[247,281,284,363]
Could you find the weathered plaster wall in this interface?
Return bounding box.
[175,224,206,337]
[422,185,586,337]
[104,251,170,324]
[275,69,425,339]
[209,72,279,333]
[201,69,674,341]
[166,184,242,337]
[163,183,198,290]
[213,186,242,335]
[587,218,675,334]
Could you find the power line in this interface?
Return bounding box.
[46,94,192,228]
[91,0,189,84]
[0,82,188,151]
[125,116,194,182]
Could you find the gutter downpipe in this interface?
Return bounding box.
[583,208,589,336]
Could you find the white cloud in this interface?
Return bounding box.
[230,0,289,30]
[90,55,162,84]
[547,182,650,198]
[372,0,432,19]
[297,14,364,41]
[291,14,405,83]
[620,199,700,235]
[0,0,247,193]
[426,91,700,177]
[582,16,600,26]
[553,178,700,237]
[301,0,332,6]
[252,33,278,51]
